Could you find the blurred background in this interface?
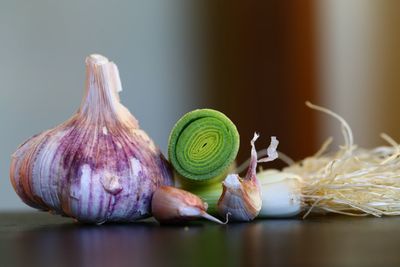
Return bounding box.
[1,0,400,210]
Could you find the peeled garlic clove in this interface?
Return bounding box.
[257,170,303,218]
[10,54,173,223]
[217,133,279,222]
[151,186,227,224]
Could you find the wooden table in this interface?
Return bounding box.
[1,212,399,267]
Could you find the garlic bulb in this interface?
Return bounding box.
[10,54,173,223]
[151,186,228,224]
[257,170,303,217]
[217,133,279,221]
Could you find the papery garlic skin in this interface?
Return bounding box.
[10,54,173,223]
[257,170,303,218]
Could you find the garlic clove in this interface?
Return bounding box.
[217,133,279,222]
[151,186,228,224]
[218,174,261,221]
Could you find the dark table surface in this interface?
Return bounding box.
[1,212,400,267]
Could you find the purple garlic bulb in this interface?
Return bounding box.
[10,54,173,223]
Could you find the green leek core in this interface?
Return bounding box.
[169,109,240,183]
